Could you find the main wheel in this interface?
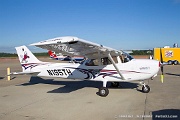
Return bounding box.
[142,85,150,93]
[99,87,109,97]
[111,82,119,87]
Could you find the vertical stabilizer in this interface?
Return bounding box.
[15,46,41,71]
[16,46,40,63]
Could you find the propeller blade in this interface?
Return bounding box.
[161,75,164,83]
[160,48,164,83]
[160,48,163,63]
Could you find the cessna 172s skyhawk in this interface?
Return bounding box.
[11,36,162,97]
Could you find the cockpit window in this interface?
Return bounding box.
[84,53,134,66]
[85,57,116,66]
[101,57,112,65]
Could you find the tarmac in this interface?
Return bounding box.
[0,58,180,120]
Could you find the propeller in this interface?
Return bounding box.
[160,48,164,83]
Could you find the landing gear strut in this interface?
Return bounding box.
[139,81,150,93]
[99,81,109,97]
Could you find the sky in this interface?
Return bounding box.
[0,0,180,53]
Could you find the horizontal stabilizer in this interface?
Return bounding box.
[10,71,40,76]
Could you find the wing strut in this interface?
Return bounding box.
[107,52,125,80]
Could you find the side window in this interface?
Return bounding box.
[85,59,98,66]
[85,56,121,66]
[101,57,119,65]
[101,57,111,65]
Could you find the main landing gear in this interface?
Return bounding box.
[99,87,109,97]
[139,81,150,93]
[98,82,120,97]
[99,81,109,97]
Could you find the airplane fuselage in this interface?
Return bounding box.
[23,59,160,82]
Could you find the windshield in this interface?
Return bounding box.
[122,52,134,63]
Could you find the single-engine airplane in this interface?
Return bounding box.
[11,36,162,97]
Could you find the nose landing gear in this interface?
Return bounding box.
[139,81,150,93]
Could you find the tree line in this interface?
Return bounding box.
[130,50,153,55]
[0,52,49,57]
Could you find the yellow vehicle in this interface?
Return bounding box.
[154,47,180,65]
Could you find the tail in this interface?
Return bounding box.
[15,46,41,71]
[48,50,57,58]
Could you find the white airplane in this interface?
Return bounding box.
[11,36,161,97]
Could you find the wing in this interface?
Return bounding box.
[30,36,122,59]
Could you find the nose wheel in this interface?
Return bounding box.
[139,81,150,93]
[142,85,150,93]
